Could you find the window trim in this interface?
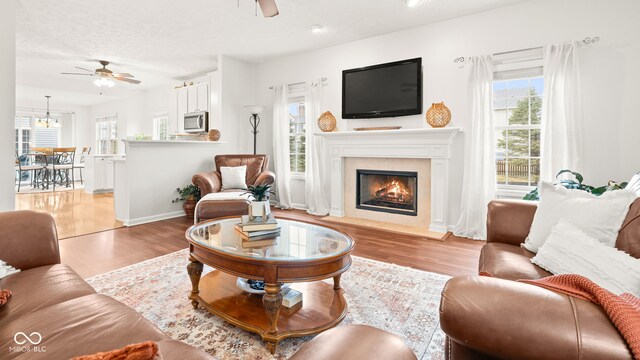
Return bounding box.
[152,113,170,141]
[288,93,307,178]
[494,69,543,197]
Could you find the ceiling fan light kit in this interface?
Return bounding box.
[61,60,141,87]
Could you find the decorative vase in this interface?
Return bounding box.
[249,201,271,219]
[208,129,221,141]
[426,102,451,128]
[317,111,337,132]
[183,198,197,218]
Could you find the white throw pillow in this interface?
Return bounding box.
[523,182,637,253]
[531,219,640,297]
[0,260,20,279]
[220,166,248,190]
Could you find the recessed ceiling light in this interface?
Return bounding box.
[310,24,326,34]
[405,0,421,7]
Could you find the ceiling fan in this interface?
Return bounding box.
[244,0,278,17]
[61,60,141,87]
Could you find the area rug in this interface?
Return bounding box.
[87,249,449,360]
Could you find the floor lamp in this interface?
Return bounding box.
[244,105,265,154]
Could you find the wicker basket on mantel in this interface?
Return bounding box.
[426,102,451,128]
[317,111,337,132]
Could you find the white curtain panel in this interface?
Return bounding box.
[540,42,583,182]
[453,55,497,240]
[304,80,331,215]
[272,84,293,208]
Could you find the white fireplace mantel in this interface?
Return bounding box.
[316,127,462,233]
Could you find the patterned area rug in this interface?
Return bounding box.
[87,249,449,360]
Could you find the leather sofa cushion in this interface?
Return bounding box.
[289,324,417,360]
[440,276,633,360]
[616,198,640,258]
[0,294,167,359]
[215,155,268,186]
[0,264,96,323]
[157,339,216,360]
[479,243,551,280]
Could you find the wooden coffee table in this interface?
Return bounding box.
[185,217,354,354]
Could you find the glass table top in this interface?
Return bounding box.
[188,218,353,262]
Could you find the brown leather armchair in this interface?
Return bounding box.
[439,199,640,360]
[192,154,275,221]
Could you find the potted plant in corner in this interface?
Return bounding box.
[245,184,274,220]
[172,184,201,218]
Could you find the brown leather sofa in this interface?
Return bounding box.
[0,210,215,360]
[439,199,640,360]
[1,210,417,359]
[192,154,275,221]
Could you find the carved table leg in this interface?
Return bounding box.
[187,256,203,309]
[333,274,342,290]
[262,283,282,354]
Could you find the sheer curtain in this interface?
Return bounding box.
[304,80,330,215]
[453,55,496,240]
[272,84,292,208]
[540,42,583,182]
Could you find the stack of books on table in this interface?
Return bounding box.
[235,214,280,245]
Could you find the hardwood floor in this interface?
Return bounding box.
[15,189,123,239]
[60,209,484,279]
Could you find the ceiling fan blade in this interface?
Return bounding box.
[61,72,93,76]
[112,73,134,78]
[114,76,141,84]
[257,0,279,17]
[74,66,95,73]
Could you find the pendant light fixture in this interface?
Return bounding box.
[35,96,61,128]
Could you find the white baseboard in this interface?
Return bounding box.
[121,210,186,226]
[84,189,113,195]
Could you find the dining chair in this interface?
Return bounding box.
[74,146,91,185]
[46,147,76,190]
[15,152,45,192]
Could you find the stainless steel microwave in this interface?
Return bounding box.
[184,111,208,133]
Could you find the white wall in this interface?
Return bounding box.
[0,1,16,211]
[218,55,258,153]
[255,0,640,225]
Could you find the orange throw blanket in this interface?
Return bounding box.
[520,274,640,359]
[71,341,158,360]
[0,289,11,306]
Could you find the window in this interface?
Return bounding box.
[493,49,543,191]
[288,96,306,175]
[153,113,169,140]
[96,114,118,155]
[494,78,543,187]
[14,116,31,155]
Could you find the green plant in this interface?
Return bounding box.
[244,184,274,202]
[523,169,628,201]
[172,184,201,203]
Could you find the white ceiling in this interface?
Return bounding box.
[16,0,526,105]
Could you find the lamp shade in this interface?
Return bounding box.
[244,105,265,115]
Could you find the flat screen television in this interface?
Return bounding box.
[342,58,422,119]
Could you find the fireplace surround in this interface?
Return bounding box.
[356,169,418,216]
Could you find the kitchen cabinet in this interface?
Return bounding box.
[187,86,198,113]
[197,83,209,112]
[177,88,188,132]
[84,155,116,194]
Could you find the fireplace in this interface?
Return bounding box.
[356,169,418,216]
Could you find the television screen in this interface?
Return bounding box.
[342,58,422,119]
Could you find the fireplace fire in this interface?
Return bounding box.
[356,169,418,216]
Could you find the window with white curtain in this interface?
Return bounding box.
[493,48,544,194]
[153,113,169,140]
[96,114,118,154]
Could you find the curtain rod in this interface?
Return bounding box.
[268,77,327,90]
[453,36,600,64]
